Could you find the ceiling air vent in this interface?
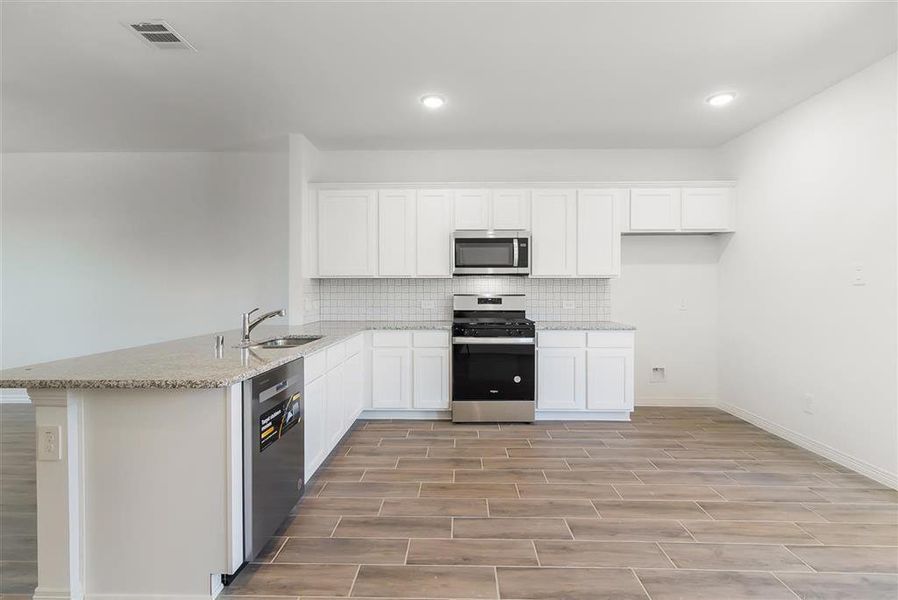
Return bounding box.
[128,21,196,51]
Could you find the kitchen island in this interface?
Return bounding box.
[0,318,634,600]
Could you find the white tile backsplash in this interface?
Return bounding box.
[317,277,610,321]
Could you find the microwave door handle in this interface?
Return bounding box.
[512,238,519,267]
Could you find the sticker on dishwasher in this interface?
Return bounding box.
[259,392,302,453]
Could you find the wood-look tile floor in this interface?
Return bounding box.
[3,406,897,599]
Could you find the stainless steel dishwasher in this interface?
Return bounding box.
[242,358,304,563]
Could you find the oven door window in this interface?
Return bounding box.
[452,344,534,401]
[455,239,515,268]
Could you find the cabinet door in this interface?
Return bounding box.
[681,188,733,231]
[417,190,453,277]
[325,365,345,449]
[413,348,450,409]
[629,188,681,231]
[303,376,326,479]
[531,190,576,277]
[378,189,416,276]
[537,348,586,410]
[577,189,623,277]
[371,348,412,409]
[318,189,377,276]
[586,348,634,411]
[490,189,531,230]
[453,189,490,229]
[343,352,364,424]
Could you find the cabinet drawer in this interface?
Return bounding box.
[413,331,449,348]
[587,331,635,348]
[346,334,364,357]
[326,343,346,370]
[538,331,587,348]
[372,331,412,347]
[305,351,327,383]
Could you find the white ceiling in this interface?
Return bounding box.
[2,1,895,152]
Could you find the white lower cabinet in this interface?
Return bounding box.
[586,347,634,410]
[413,348,450,409]
[537,330,635,418]
[303,375,326,477]
[343,352,364,423]
[371,348,413,409]
[324,364,344,448]
[537,348,586,409]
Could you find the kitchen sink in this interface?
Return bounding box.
[251,335,322,349]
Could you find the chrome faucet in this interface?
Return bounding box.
[242,307,286,342]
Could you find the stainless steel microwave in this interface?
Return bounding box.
[452,230,530,276]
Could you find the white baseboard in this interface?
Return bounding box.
[536,410,631,421]
[0,388,30,404]
[636,396,716,407]
[719,402,898,491]
[359,408,451,420]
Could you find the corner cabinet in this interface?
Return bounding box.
[317,190,377,276]
[537,330,635,420]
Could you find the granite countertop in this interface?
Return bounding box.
[535,321,636,331]
[0,318,635,390]
[0,320,451,390]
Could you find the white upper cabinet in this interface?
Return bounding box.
[629,188,681,231]
[416,190,453,277]
[531,189,577,277]
[681,187,734,231]
[318,189,377,276]
[453,189,490,229]
[378,189,416,277]
[490,189,531,230]
[576,189,624,278]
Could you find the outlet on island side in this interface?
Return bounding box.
[650,367,666,384]
[37,425,62,461]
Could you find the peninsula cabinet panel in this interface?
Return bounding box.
[491,189,531,230]
[325,364,346,448]
[537,348,586,409]
[586,347,634,411]
[453,189,490,229]
[343,351,365,424]
[378,189,416,276]
[413,348,450,409]
[531,189,577,277]
[577,189,623,277]
[371,347,413,409]
[629,187,681,231]
[681,187,734,231]
[318,189,377,276]
[417,190,454,277]
[304,375,326,478]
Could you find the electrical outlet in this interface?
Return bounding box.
[803,393,815,415]
[852,262,867,286]
[679,299,688,311]
[650,367,666,383]
[37,425,62,461]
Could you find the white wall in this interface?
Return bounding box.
[314,148,725,183]
[307,147,726,405]
[612,236,722,405]
[718,54,897,484]
[1,151,289,369]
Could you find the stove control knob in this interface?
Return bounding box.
[513,376,522,383]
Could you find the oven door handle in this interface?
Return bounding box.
[452,337,535,345]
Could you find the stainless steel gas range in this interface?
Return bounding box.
[451,294,535,422]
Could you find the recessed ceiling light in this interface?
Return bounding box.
[706,92,736,107]
[420,94,446,109]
